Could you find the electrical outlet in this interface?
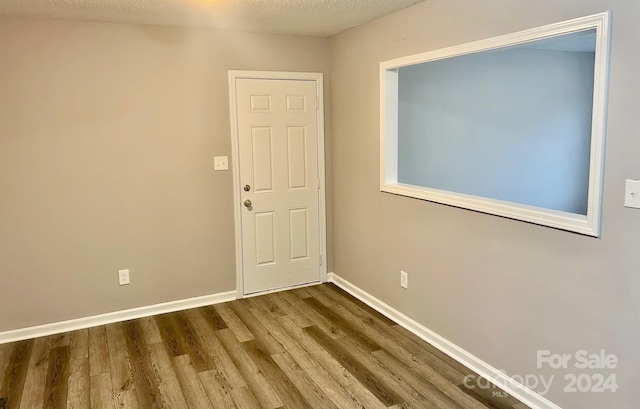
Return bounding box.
[118,269,130,286]
[400,270,408,289]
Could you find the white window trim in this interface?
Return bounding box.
[380,12,611,237]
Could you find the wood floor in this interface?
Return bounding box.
[0,284,529,409]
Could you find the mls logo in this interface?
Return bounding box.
[492,391,508,398]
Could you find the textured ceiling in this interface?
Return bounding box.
[0,0,425,37]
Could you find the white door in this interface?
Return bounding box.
[232,75,323,295]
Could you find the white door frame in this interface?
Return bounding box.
[228,70,328,298]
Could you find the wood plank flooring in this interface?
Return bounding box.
[0,284,529,408]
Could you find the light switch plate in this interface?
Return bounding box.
[214,156,228,171]
[624,179,640,209]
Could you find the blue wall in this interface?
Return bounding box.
[398,46,595,214]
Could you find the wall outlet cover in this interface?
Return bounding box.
[400,271,408,289]
[118,269,130,286]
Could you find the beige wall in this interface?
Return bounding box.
[330,1,639,408]
[0,17,330,331]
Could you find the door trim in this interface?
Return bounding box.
[228,70,328,298]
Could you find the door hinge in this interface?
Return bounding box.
[320,255,323,266]
[318,177,321,189]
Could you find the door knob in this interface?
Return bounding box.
[244,199,252,208]
[243,185,251,192]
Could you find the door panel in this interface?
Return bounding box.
[289,208,309,261]
[287,126,308,189]
[235,78,320,294]
[254,211,276,266]
[250,95,272,112]
[251,127,275,192]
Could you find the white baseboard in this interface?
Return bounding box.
[0,291,236,345]
[327,272,562,409]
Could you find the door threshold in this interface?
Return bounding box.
[242,280,322,299]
